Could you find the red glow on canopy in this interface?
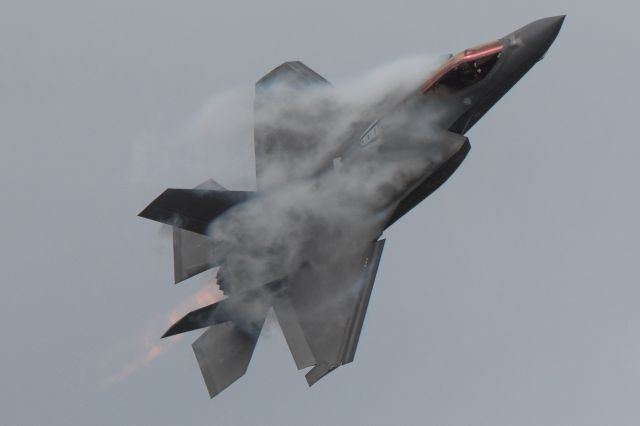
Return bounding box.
[420,40,504,94]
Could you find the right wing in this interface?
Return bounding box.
[282,239,386,384]
[165,239,386,396]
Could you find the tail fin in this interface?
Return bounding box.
[172,179,226,284]
[192,321,264,398]
[165,282,281,398]
[172,228,217,283]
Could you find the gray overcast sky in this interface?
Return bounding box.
[2,1,639,425]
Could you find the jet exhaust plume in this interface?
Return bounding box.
[105,285,222,384]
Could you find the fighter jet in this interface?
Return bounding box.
[139,16,565,398]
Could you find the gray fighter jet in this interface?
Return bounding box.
[139,16,565,398]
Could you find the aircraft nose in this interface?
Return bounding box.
[505,15,566,58]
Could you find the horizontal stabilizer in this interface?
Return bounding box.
[162,299,232,338]
[139,189,255,235]
[162,280,282,338]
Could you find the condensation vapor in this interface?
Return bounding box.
[197,55,450,297]
[123,54,449,378]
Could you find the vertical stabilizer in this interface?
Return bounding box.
[173,179,226,283]
[192,321,264,398]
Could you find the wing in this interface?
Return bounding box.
[166,239,386,395]
[280,239,386,384]
[254,61,335,190]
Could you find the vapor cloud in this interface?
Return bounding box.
[127,54,451,378]
[201,55,450,294]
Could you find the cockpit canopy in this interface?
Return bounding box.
[421,40,503,94]
[436,53,500,91]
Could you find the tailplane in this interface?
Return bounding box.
[164,281,281,397]
[138,188,255,236]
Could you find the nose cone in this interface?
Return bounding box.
[448,16,565,134]
[503,15,566,59]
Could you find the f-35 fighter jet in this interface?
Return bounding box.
[139,16,565,398]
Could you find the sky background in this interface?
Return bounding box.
[2,1,639,425]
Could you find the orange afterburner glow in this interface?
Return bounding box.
[105,285,223,384]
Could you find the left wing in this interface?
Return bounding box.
[254,61,335,190]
